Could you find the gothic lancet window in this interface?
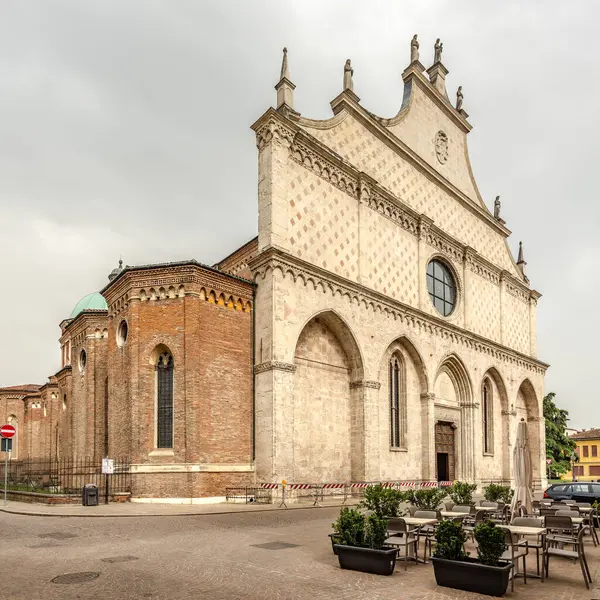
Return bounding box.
[156,351,174,449]
[389,354,406,449]
[482,379,493,454]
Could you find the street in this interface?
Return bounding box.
[1,507,596,599]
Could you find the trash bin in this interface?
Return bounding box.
[82,483,99,506]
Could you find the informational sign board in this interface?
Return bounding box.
[0,424,16,439]
[101,458,114,474]
[1,439,12,452]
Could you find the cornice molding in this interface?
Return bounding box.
[249,248,548,376]
[254,361,297,374]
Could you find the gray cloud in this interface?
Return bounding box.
[0,1,595,427]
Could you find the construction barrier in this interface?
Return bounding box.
[227,480,464,507]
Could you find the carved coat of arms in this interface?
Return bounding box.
[435,131,448,164]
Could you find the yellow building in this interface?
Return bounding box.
[564,429,600,481]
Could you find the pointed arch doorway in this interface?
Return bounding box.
[435,421,456,482]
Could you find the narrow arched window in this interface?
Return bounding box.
[389,354,406,448]
[156,351,174,448]
[483,379,493,454]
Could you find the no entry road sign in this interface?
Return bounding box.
[0,424,16,439]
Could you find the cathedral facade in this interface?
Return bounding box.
[0,40,548,500]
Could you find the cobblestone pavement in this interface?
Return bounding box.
[1,508,597,600]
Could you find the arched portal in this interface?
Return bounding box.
[433,354,473,481]
[481,367,510,481]
[515,379,542,485]
[293,311,363,482]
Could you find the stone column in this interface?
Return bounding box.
[420,392,436,481]
[460,403,477,481]
[417,217,433,312]
[462,247,476,331]
[253,117,295,253]
[499,271,508,346]
[528,293,540,358]
[254,361,296,483]
[350,380,381,481]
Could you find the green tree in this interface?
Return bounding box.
[544,392,576,476]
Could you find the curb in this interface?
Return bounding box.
[0,501,354,519]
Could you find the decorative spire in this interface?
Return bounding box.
[275,47,296,111]
[517,241,525,264]
[516,241,529,282]
[280,46,290,80]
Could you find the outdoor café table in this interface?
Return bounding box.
[440,511,469,519]
[402,517,438,527]
[502,524,547,582]
[388,517,437,564]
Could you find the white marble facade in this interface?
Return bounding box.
[250,44,547,489]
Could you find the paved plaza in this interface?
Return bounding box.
[1,506,599,600]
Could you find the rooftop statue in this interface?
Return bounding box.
[494,196,501,219]
[343,59,354,92]
[410,34,419,63]
[434,38,443,63]
[456,86,463,111]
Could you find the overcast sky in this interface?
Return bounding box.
[0,1,596,428]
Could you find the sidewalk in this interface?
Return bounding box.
[0,497,358,518]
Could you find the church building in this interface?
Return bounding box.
[0,38,548,500]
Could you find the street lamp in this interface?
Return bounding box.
[571,453,580,482]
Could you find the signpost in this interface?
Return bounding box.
[0,424,16,506]
[102,458,114,505]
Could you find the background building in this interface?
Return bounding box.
[565,429,600,481]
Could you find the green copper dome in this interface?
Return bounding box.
[70,292,108,318]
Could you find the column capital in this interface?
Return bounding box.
[254,361,297,374]
[420,392,435,401]
[350,380,381,390]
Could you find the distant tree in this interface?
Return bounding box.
[543,392,576,477]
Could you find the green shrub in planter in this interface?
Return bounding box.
[433,519,468,561]
[407,488,447,510]
[331,508,390,550]
[359,484,406,518]
[483,483,513,505]
[332,507,366,548]
[474,521,507,566]
[365,514,389,550]
[448,481,477,506]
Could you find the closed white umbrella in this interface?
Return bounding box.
[511,419,533,516]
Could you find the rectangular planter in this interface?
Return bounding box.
[431,557,512,597]
[334,544,397,576]
[328,533,341,555]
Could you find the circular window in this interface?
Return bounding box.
[426,259,456,317]
[79,349,87,372]
[117,320,128,347]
